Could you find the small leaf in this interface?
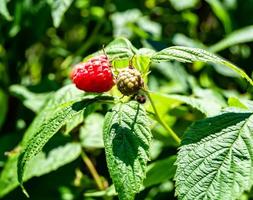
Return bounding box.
[205,0,232,33]
[103,101,152,200]
[152,46,253,85]
[176,112,253,200]
[105,37,137,59]
[0,0,12,21]
[169,0,200,11]
[49,0,74,27]
[209,25,253,52]
[228,97,253,111]
[9,85,51,113]
[144,156,176,188]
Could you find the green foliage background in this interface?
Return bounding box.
[1,0,253,199]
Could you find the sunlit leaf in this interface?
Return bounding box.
[152,46,253,86]
[176,112,253,200]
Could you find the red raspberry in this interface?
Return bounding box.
[71,55,115,93]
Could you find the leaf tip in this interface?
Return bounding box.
[20,184,30,198]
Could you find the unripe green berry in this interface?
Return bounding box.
[116,67,144,96]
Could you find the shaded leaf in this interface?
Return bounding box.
[144,156,176,188]
[205,0,232,33]
[80,113,104,148]
[103,101,152,200]
[0,142,81,197]
[0,89,7,130]
[9,85,51,113]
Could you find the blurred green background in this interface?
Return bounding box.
[1,0,253,199]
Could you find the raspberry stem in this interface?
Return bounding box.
[144,89,181,144]
[81,151,105,191]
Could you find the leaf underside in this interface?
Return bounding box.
[103,101,152,200]
[176,112,253,200]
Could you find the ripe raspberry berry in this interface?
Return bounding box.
[116,67,144,96]
[71,55,115,93]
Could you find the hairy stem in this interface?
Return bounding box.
[145,90,181,144]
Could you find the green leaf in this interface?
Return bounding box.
[144,156,177,188]
[172,33,206,49]
[105,37,137,60]
[132,55,151,76]
[0,142,81,197]
[80,113,104,148]
[205,0,232,33]
[9,85,51,113]
[103,101,152,200]
[0,0,12,21]
[17,84,113,192]
[149,91,222,116]
[152,46,253,86]
[175,112,253,200]
[48,0,74,27]
[84,185,117,197]
[228,97,253,111]
[209,25,253,52]
[169,0,200,11]
[21,84,83,145]
[0,89,7,130]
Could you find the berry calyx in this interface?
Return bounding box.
[116,67,144,96]
[71,55,115,93]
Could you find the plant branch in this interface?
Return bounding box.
[145,90,181,144]
[81,151,105,190]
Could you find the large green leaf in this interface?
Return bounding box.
[152,46,253,85]
[103,101,152,200]
[175,112,253,200]
[17,84,113,194]
[0,142,81,197]
[48,0,74,27]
